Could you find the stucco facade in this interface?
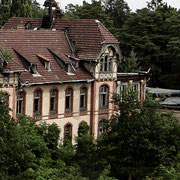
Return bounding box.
[0,11,147,143]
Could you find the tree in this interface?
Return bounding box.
[103,0,130,29]
[118,4,180,88]
[99,91,180,179]
[64,0,114,33]
[118,50,140,73]
[0,0,11,27]
[147,0,166,10]
[10,0,33,17]
[32,0,47,18]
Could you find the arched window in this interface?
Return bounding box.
[80,87,87,111]
[104,56,108,71]
[108,57,112,71]
[50,89,58,115]
[99,47,115,73]
[16,91,25,115]
[100,58,104,72]
[65,88,73,113]
[99,85,109,109]
[64,124,72,144]
[98,119,107,135]
[34,89,42,117]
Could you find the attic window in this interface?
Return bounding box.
[30,63,37,74]
[25,21,32,29]
[67,64,75,75]
[36,54,51,71]
[45,61,50,70]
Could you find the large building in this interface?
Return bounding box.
[0,2,147,143]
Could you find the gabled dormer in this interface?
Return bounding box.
[36,54,51,71]
[95,45,120,80]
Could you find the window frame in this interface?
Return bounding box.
[99,85,109,110]
[64,123,73,143]
[33,88,42,117]
[16,90,26,115]
[80,87,87,111]
[65,87,73,113]
[98,119,107,135]
[49,88,58,115]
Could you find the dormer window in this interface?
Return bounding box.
[99,47,116,73]
[36,54,51,71]
[45,61,50,70]
[30,63,37,74]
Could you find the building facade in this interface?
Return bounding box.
[0,5,146,142]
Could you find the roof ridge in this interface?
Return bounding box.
[97,21,118,42]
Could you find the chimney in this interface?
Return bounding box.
[55,7,64,21]
[42,0,57,28]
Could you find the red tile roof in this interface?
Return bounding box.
[0,30,93,84]
[1,17,119,85]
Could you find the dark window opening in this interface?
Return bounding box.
[80,87,87,111]
[65,88,72,113]
[50,89,57,115]
[104,56,108,71]
[34,90,42,116]
[99,85,108,109]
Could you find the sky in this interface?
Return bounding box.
[37,0,180,11]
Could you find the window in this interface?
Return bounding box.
[17,91,25,115]
[108,58,112,71]
[34,89,42,116]
[100,58,103,72]
[64,124,72,144]
[104,56,108,71]
[132,84,138,92]
[65,88,73,113]
[99,85,109,109]
[120,84,127,98]
[99,47,115,73]
[98,119,107,135]
[50,89,58,115]
[80,87,87,111]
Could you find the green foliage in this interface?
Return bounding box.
[64,0,114,33]
[78,122,89,137]
[0,47,12,62]
[118,4,180,88]
[100,92,180,179]
[119,49,140,72]
[0,0,11,27]
[32,0,48,18]
[103,0,130,29]
[76,123,106,179]
[10,0,33,17]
